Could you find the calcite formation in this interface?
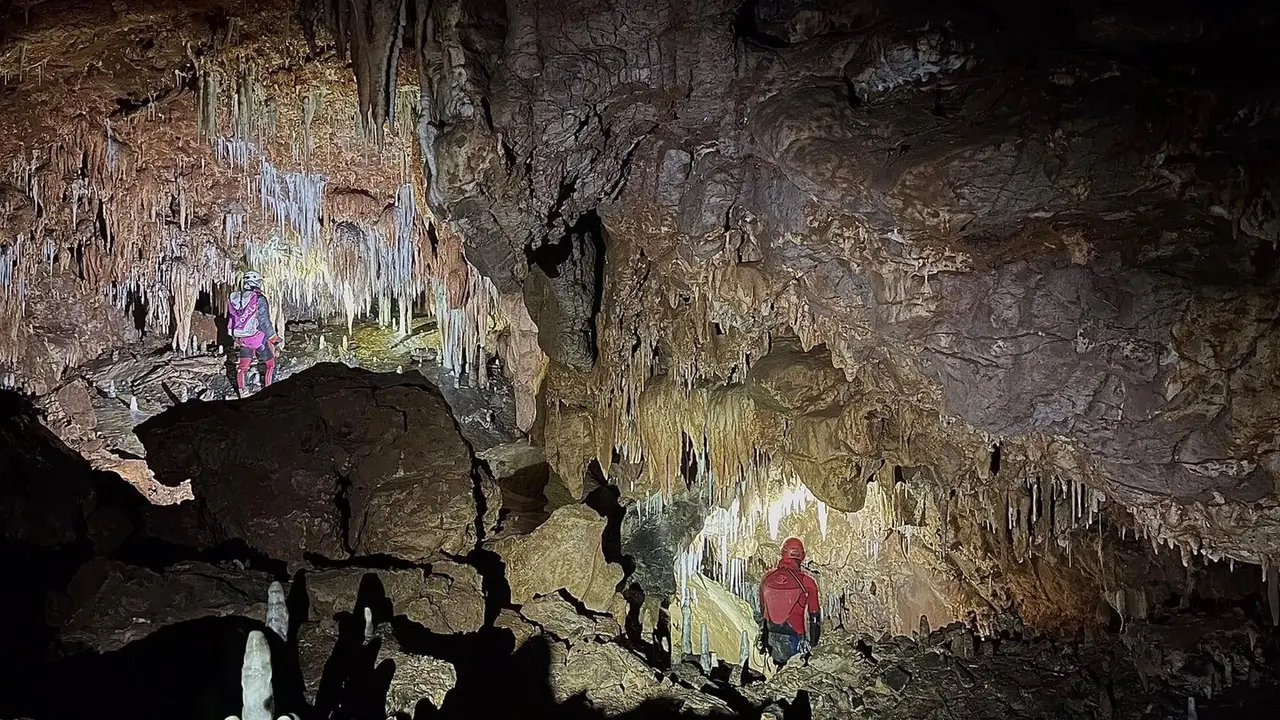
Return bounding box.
[3,0,1280,651]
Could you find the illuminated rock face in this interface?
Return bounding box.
[51,559,273,653]
[305,564,485,636]
[668,572,769,675]
[491,502,625,614]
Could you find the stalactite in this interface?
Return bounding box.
[168,265,197,353]
[197,67,221,139]
[340,0,408,146]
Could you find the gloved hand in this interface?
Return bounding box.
[270,335,283,351]
[797,638,812,655]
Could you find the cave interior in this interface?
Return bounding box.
[4,0,1280,718]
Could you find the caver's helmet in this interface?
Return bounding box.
[781,537,806,562]
[242,270,263,290]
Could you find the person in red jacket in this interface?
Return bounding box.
[757,537,821,666]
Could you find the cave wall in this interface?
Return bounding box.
[3,0,1280,634]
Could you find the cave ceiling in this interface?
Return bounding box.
[3,0,1280,612]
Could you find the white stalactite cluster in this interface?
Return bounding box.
[1,124,241,376]
[0,58,505,391]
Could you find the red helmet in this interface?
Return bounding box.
[781,537,806,562]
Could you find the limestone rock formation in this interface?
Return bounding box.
[495,608,540,649]
[669,573,768,673]
[306,563,485,635]
[518,593,621,645]
[543,641,732,715]
[743,619,1277,720]
[295,621,335,705]
[137,365,482,563]
[478,440,553,535]
[377,647,457,715]
[5,0,1280,715]
[491,502,625,613]
[405,562,487,635]
[51,559,273,653]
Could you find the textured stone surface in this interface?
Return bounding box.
[518,593,621,645]
[295,621,336,704]
[306,568,428,621]
[403,561,487,635]
[4,0,1280,677]
[491,502,624,612]
[378,649,457,715]
[52,559,273,653]
[544,641,733,715]
[478,440,553,536]
[137,364,481,563]
[669,573,768,673]
[742,617,1279,720]
[495,608,540,649]
[410,0,1280,568]
[306,563,484,635]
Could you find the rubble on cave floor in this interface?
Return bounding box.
[743,619,1280,720]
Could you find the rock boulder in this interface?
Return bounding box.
[51,558,274,653]
[137,364,482,564]
[305,563,485,635]
[491,502,624,613]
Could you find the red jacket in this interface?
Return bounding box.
[759,557,819,636]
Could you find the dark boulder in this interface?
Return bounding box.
[136,364,484,564]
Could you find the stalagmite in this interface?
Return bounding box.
[681,599,694,656]
[700,623,712,671]
[363,607,374,643]
[241,630,274,720]
[129,395,139,414]
[1268,565,1279,627]
[266,581,288,641]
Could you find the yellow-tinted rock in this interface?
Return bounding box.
[492,503,624,612]
[670,572,770,675]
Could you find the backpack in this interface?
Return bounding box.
[228,290,261,339]
[760,566,810,627]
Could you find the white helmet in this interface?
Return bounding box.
[242,270,262,290]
